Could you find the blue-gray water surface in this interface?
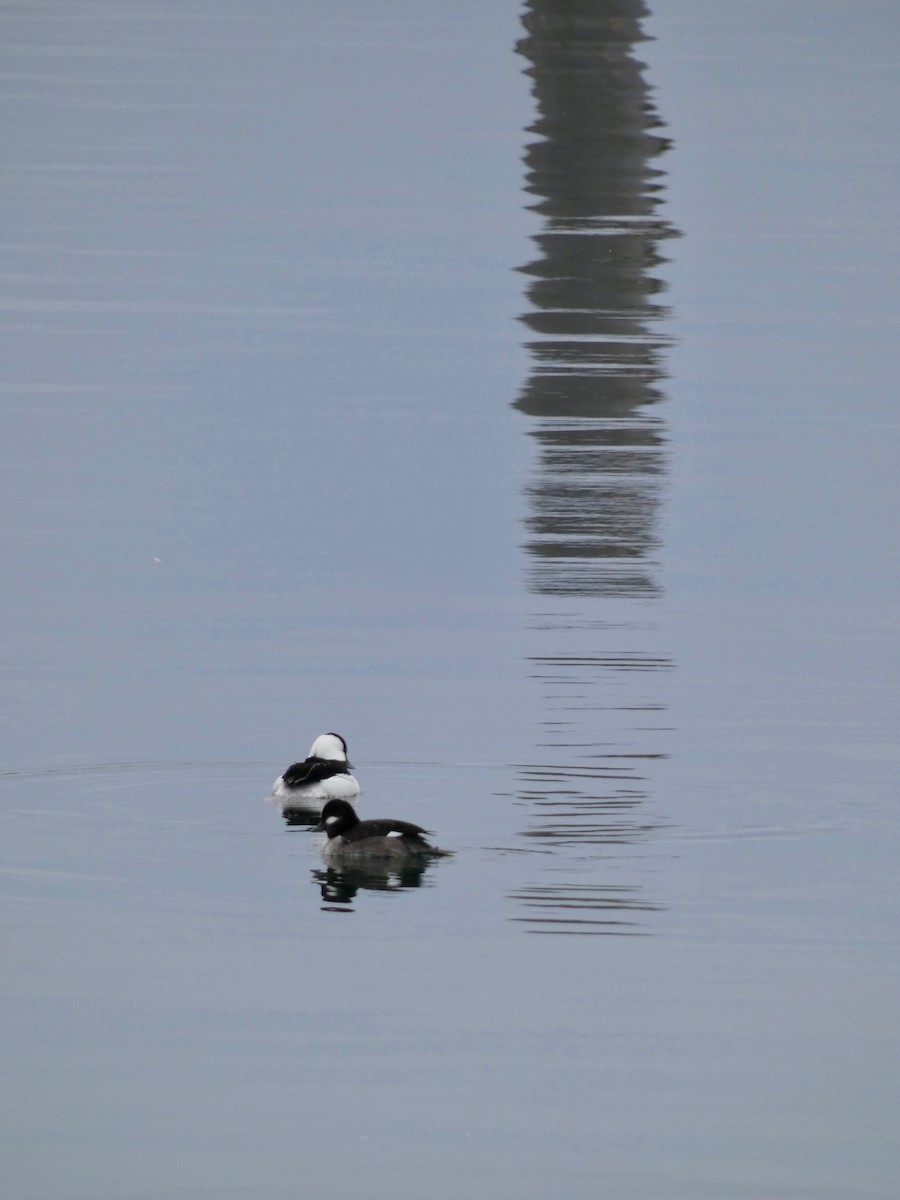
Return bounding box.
[2,2,898,1197]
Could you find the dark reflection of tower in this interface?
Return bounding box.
[511,0,678,934]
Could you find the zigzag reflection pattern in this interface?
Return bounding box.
[513,0,677,933]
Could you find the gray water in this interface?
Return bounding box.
[2,2,899,1197]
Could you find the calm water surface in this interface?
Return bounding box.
[2,2,899,1197]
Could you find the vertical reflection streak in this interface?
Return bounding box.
[513,0,678,934]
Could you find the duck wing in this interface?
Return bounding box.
[281,756,349,787]
[344,818,431,844]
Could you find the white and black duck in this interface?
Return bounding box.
[316,798,451,866]
[272,732,360,808]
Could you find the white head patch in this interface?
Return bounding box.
[308,733,348,762]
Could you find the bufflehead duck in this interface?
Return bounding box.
[316,798,451,866]
[272,732,360,807]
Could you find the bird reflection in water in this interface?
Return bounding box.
[281,805,321,829]
[312,862,433,911]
